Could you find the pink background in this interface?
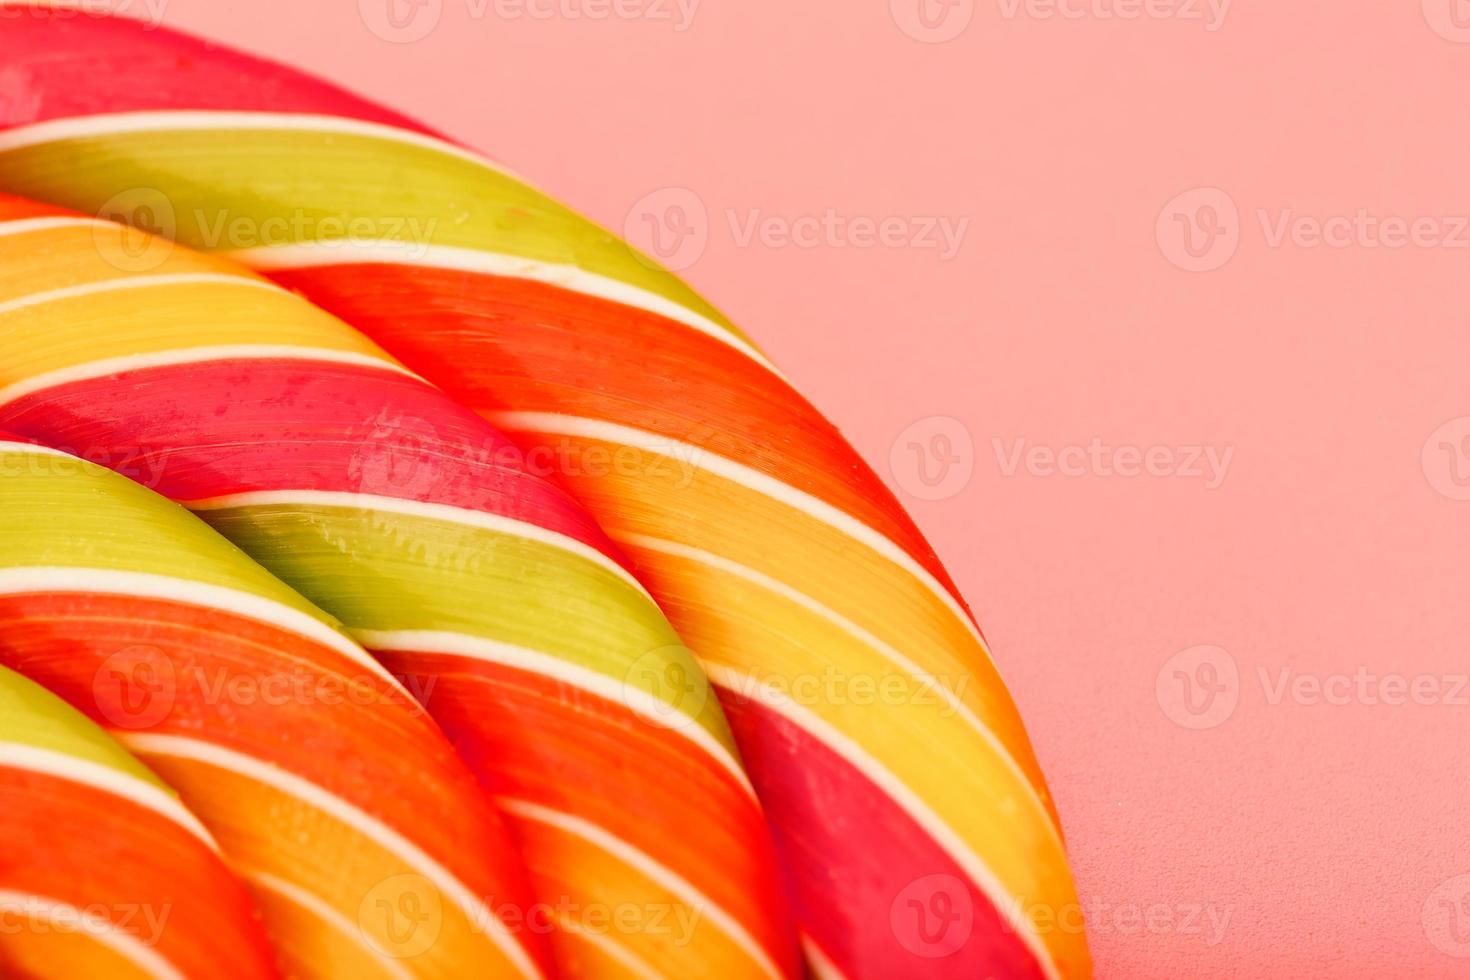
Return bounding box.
[89,1,1470,976]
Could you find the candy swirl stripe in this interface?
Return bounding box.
[0,198,798,978]
[0,664,279,979]
[0,442,550,978]
[0,10,1086,977]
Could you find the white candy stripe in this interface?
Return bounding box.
[355,628,754,799]
[551,912,663,980]
[0,345,418,409]
[0,272,277,318]
[499,798,781,980]
[0,890,186,980]
[0,566,397,687]
[0,439,73,460]
[0,110,777,376]
[487,412,990,655]
[618,532,1062,850]
[0,216,115,239]
[183,489,655,605]
[121,733,546,980]
[801,936,851,980]
[0,741,216,850]
[229,240,783,377]
[701,664,1061,980]
[245,871,415,980]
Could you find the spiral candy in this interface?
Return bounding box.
[0,7,1088,978]
[0,194,795,979]
[0,658,277,979]
[0,436,551,978]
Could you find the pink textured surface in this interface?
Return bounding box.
[44,2,1470,977]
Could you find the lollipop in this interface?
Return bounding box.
[0,661,277,979]
[0,437,549,978]
[0,8,1088,977]
[0,196,796,979]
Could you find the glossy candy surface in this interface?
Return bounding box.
[0,659,278,979]
[0,438,551,979]
[0,195,796,980]
[0,8,1088,977]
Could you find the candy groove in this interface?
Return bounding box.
[0,441,552,978]
[0,9,1088,978]
[0,663,279,980]
[0,196,799,979]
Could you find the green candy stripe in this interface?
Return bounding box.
[0,127,752,346]
[0,663,170,789]
[0,447,348,634]
[199,501,739,753]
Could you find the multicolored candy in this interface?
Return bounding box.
[0,197,797,979]
[0,660,277,979]
[0,436,551,978]
[0,8,1088,977]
